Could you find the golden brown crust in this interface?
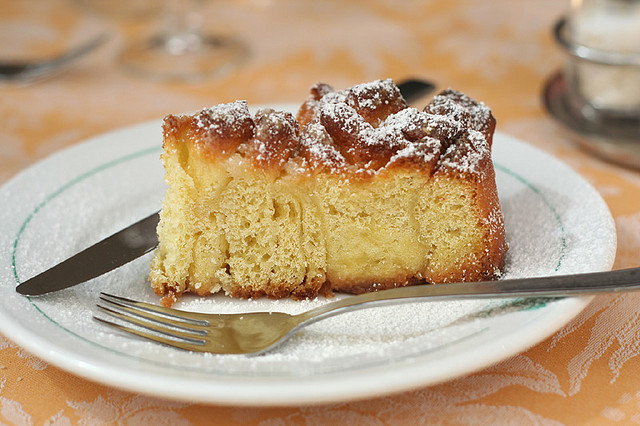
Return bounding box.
[425,89,497,145]
[297,82,335,126]
[162,80,498,182]
[242,108,300,171]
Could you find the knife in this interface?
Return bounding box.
[15,79,436,296]
[16,213,160,296]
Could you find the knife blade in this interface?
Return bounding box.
[15,79,436,296]
[397,78,436,104]
[16,212,160,296]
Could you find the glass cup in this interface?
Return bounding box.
[558,0,640,123]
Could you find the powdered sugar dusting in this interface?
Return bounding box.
[255,108,297,138]
[320,101,375,143]
[427,90,492,132]
[193,100,253,137]
[347,78,400,111]
[249,108,299,166]
[388,136,442,165]
[438,130,490,174]
[316,78,400,113]
[300,122,347,168]
[423,113,464,142]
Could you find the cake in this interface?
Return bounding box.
[149,79,508,306]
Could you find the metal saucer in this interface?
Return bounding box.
[543,71,640,170]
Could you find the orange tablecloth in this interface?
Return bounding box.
[2,0,640,423]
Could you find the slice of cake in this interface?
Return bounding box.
[149,79,508,306]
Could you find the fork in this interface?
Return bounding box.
[0,33,108,83]
[95,266,640,355]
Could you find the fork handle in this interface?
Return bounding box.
[296,267,640,324]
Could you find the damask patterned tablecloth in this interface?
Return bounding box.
[2,0,640,424]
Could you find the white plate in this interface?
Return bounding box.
[0,106,616,406]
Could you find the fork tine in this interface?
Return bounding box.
[99,292,209,325]
[95,304,207,340]
[98,295,208,335]
[93,316,208,352]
